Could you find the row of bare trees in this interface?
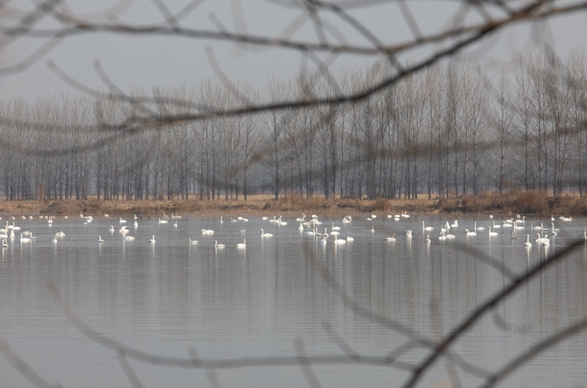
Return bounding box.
[1,52,587,201]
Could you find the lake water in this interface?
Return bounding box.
[0,214,586,387]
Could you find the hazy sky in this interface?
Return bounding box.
[2,1,587,100]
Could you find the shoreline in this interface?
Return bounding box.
[0,191,585,217]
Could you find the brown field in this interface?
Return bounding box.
[0,190,586,217]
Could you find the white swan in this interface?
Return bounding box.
[384,234,397,242]
[158,218,169,224]
[109,225,115,233]
[305,227,317,236]
[333,237,346,245]
[149,235,156,244]
[123,235,135,241]
[214,240,225,249]
[20,233,31,243]
[524,234,532,247]
[189,238,198,245]
[346,233,354,242]
[465,229,477,236]
[237,239,246,249]
[511,229,519,240]
[311,215,322,225]
[489,226,498,237]
[422,221,434,231]
[425,235,431,244]
[98,235,105,244]
[201,229,214,235]
[261,229,273,237]
[535,233,549,245]
[119,217,127,224]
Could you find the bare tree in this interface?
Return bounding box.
[492,72,515,193]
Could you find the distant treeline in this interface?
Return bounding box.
[1,52,587,201]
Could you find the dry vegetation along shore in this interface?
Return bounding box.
[0,191,585,218]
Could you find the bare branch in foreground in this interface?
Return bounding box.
[188,347,223,388]
[308,244,493,380]
[480,316,587,388]
[0,334,63,388]
[402,239,585,388]
[322,321,361,360]
[118,350,147,388]
[47,280,416,371]
[295,338,323,388]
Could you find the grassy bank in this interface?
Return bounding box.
[0,190,586,217]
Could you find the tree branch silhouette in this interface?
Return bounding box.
[0,334,63,388]
[403,239,584,388]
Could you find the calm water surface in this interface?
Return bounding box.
[1,214,586,387]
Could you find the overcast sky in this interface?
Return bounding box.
[2,0,587,100]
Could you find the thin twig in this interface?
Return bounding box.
[118,349,147,388]
[295,338,323,388]
[480,316,587,388]
[402,239,583,388]
[0,334,63,388]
